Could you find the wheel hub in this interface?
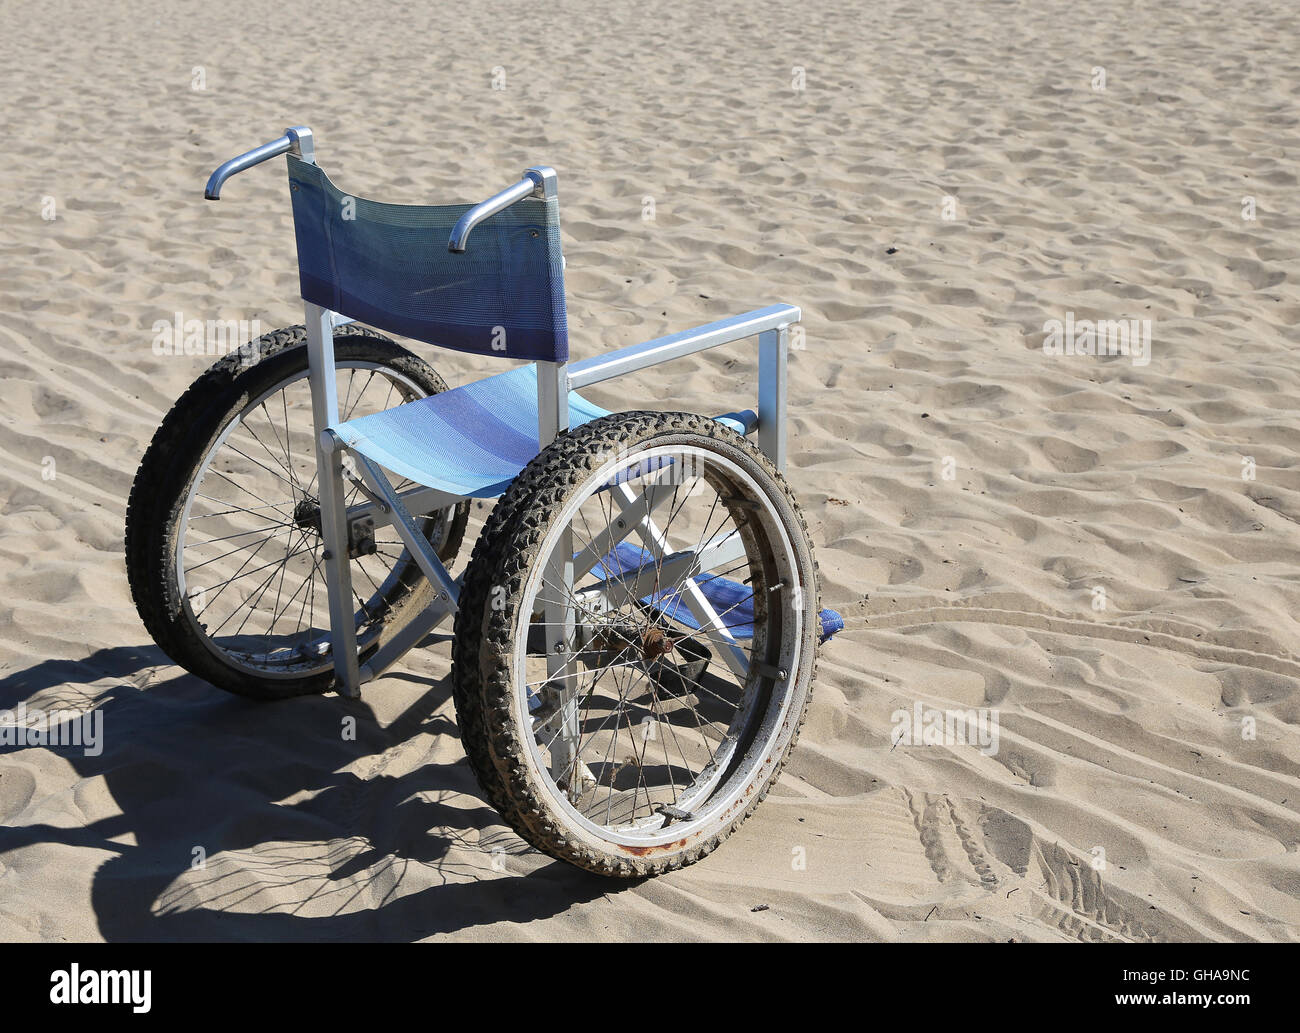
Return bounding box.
[293,496,321,534]
[640,626,676,661]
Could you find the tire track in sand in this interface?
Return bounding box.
[846,596,1300,681]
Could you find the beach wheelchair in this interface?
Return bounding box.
[125,127,842,876]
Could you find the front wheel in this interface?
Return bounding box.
[452,411,820,877]
[125,324,469,700]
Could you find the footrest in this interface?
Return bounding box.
[594,542,843,643]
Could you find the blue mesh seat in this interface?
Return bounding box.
[331,363,610,498]
[332,365,755,499]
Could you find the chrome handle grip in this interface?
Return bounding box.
[447,175,538,253]
[204,126,314,200]
[448,166,557,253]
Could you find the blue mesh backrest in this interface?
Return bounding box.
[286,156,568,362]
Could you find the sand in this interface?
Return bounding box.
[1,0,1298,941]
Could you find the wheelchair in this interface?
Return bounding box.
[125,127,842,876]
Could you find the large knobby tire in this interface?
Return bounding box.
[452,411,820,877]
[125,324,469,700]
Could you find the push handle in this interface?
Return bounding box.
[448,166,558,253]
[205,126,315,200]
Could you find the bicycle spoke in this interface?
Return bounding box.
[514,441,804,836]
[177,361,442,676]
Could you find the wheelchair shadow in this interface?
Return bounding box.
[0,643,609,941]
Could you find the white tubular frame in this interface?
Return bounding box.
[311,302,801,697]
[309,299,798,697]
[305,301,362,697]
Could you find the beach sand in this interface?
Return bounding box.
[1,0,1298,940]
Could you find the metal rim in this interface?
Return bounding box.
[513,439,805,849]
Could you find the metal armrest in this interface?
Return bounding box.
[567,303,799,470]
[567,304,799,389]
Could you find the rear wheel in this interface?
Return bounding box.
[125,324,469,699]
[452,411,819,876]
